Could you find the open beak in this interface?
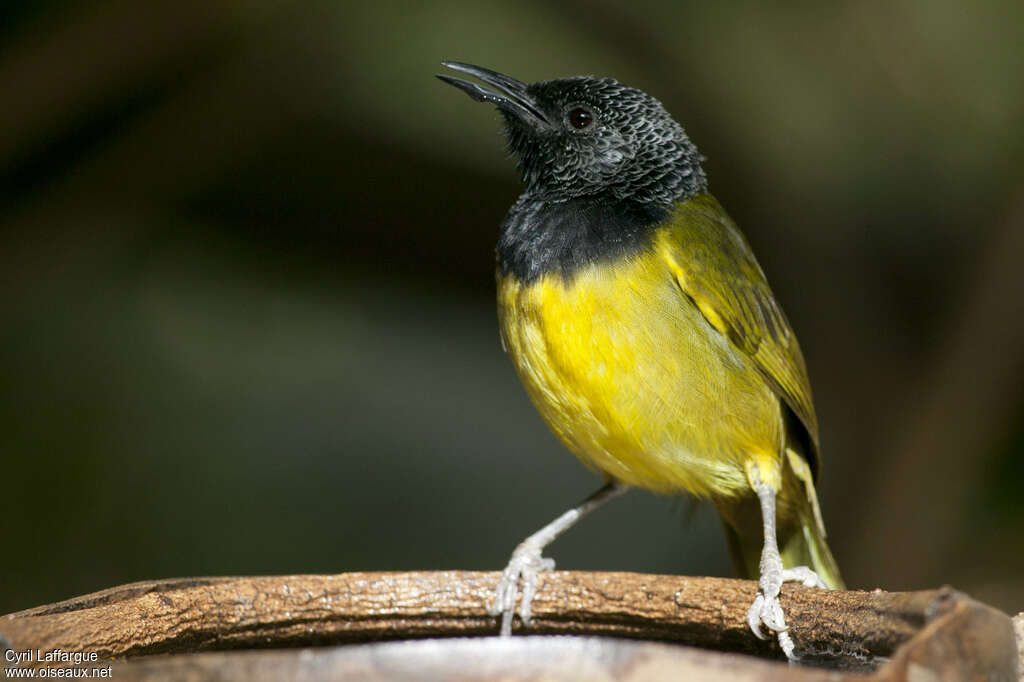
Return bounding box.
[437,61,548,125]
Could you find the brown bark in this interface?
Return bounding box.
[1,571,1018,681]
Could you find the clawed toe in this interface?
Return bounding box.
[747,565,826,660]
[781,566,827,589]
[746,594,767,639]
[491,544,556,635]
[488,484,627,637]
[748,590,788,635]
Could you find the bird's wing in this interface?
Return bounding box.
[659,193,820,459]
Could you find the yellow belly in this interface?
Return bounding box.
[497,229,784,498]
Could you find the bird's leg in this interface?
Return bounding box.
[492,480,627,636]
[745,464,827,661]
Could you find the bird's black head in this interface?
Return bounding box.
[438,61,707,205]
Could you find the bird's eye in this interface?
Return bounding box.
[567,106,595,130]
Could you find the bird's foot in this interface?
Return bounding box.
[490,540,556,636]
[781,566,828,589]
[747,563,826,661]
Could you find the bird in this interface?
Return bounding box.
[437,61,843,660]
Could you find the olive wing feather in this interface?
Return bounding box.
[660,194,820,465]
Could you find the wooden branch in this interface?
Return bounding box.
[1,571,1018,682]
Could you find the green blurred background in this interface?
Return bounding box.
[2,0,1023,617]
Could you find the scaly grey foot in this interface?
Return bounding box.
[489,482,626,637]
[490,540,556,636]
[746,464,828,661]
[747,561,826,660]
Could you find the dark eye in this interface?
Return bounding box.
[567,106,595,130]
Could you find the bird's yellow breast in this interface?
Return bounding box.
[497,228,783,498]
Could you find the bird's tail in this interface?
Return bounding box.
[715,450,844,590]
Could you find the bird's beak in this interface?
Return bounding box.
[437,61,549,125]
